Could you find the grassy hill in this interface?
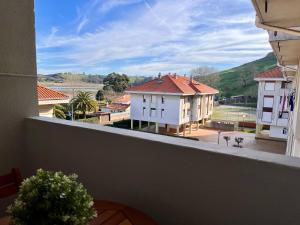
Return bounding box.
[38,72,149,86]
[38,73,106,84]
[194,52,277,98]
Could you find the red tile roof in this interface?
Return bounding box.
[254,67,284,79]
[37,85,69,100]
[113,94,131,103]
[126,74,219,95]
[104,103,130,110]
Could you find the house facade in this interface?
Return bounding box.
[126,74,218,134]
[252,0,300,157]
[254,67,293,140]
[37,85,70,117]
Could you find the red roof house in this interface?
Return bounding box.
[37,85,70,117]
[37,85,69,101]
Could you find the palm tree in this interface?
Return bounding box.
[53,104,67,119]
[70,91,98,119]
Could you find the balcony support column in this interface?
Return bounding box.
[166,124,170,132]
[155,122,159,134]
[189,121,192,134]
[139,120,142,130]
[183,123,186,136]
[131,119,134,130]
[176,125,180,136]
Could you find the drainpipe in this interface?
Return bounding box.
[255,16,300,37]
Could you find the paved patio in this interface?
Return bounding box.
[142,125,286,155]
[180,128,286,155]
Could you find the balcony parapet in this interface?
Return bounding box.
[23,116,300,225]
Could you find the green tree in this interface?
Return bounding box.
[53,104,67,119]
[70,91,97,118]
[103,73,129,92]
[95,90,105,101]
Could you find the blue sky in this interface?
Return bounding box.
[35,0,271,76]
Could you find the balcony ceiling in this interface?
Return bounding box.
[252,0,300,28]
[270,39,300,66]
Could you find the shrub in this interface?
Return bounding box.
[8,169,97,225]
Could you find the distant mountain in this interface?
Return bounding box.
[194,52,277,98]
[38,73,106,84]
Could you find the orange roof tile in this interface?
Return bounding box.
[127,74,218,95]
[37,85,69,100]
[113,94,131,103]
[254,67,284,79]
[104,103,130,110]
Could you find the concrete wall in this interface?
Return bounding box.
[25,117,300,225]
[0,0,38,173]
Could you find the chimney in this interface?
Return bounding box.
[158,72,161,79]
[190,74,193,84]
[173,73,177,79]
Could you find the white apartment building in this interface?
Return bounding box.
[254,67,293,140]
[252,0,300,157]
[126,74,218,135]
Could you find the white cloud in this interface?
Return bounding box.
[77,17,89,33]
[98,0,143,14]
[36,0,271,75]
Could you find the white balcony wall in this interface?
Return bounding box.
[270,126,288,139]
[24,117,300,225]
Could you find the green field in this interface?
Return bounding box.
[212,105,256,122]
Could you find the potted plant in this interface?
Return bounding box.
[7,169,97,225]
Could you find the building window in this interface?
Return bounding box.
[161,109,165,118]
[143,95,146,103]
[142,107,146,116]
[263,96,274,108]
[150,108,156,117]
[283,128,288,135]
[161,96,165,104]
[265,82,275,91]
